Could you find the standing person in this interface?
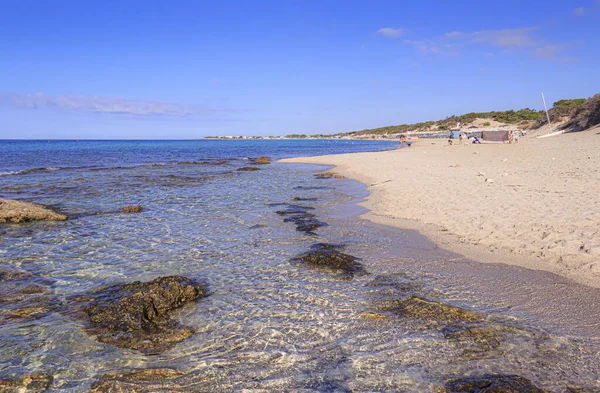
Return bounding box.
[508,130,514,144]
[513,130,519,144]
[399,134,407,148]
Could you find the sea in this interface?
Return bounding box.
[1,139,600,392]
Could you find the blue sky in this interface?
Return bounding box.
[1,0,599,139]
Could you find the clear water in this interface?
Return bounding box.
[1,140,599,392]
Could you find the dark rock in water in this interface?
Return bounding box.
[275,204,315,215]
[294,186,332,190]
[293,197,318,201]
[0,267,54,323]
[444,374,549,392]
[292,243,365,278]
[374,295,482,323]
[253,156,271,165]
[91,369,186,393]
[0,373,53,392]
[0,269,33,282]
[442,325,503,358]
[74,276,207,353]
[119,205,143,213]
[284,215,327,233]
[237,166,260,171]
[315,171,345,179]
[0,198,67,224]
[275,204,326,233]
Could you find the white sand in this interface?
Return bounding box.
[282,128,600,288]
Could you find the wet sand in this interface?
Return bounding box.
[281,127,600,288]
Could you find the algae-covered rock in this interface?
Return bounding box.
[91,369,186,393]
[292,197,318,201]
[444,374,549,392]
[253,156,271,165]
[119,205,143,213]
[237,167,260,171]
[292,243,365,278]
[315,172,344,179]
[0,373,53,392]
[74,276,207,353]
[0,267,54,323]
[374,295,483,323]
[276,204,326,233]
[0,198,67,224]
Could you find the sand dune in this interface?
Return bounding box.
[282,127,600,288]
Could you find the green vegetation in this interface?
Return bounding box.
[553,98,586,107]
[482,122,491,127]
[336,108,542,136]
[285,134,308,138]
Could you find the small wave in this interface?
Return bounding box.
[0,166,95,176]
[0,171,21,176]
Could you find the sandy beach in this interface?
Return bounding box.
[282,127,600,288]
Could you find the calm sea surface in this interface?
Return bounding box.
[1,139,600,392]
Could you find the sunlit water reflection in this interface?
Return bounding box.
[1,144,599,392]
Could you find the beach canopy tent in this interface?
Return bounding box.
[482,130,510,142]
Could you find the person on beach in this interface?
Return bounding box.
[399,134,407,148]
[508,130,514,144]
[473,135,481,144]
[513,130,519,144]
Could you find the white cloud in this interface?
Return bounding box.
[0,92,222,117]
[532,44,580,63]
[572,7,585,16]
[445,27,537,47]
[377,27,404,38]
[403,39,442,54]
[533,45,562,59]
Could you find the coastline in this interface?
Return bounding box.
[280,127,600,288]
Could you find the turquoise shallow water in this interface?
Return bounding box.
[1,140,600,392]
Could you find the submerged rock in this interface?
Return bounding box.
[237,166,260,171]
[292,197,318,201]
[119,205,143,213]
[0,267,54,323]
[91,369,186,393]
[73,276,207,353]
[253,156,271,165]
[284,215,327,233]
[0,268,33,282]
[373,295,482,323]
[275,204,315,215]
[315,172,344,179]
[0,198,67,224]
[444,374,549,393]
[292,243,365,278]
[0,373,53,392]
[276,204,326,233]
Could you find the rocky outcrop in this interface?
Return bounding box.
[119,205,143,213]
[373,295,483,323]
[72,276,207,353]
[0,267,54,323]
[237,167,260,171]
[253,156,271,165]
[443,374,549,392]
[292,243,365,278]
[0,373,53,392]
[0,199,67,224]
[91,369,186,393]
[315,172,345,179]
[532,94,600,132]
[275,204,327,233]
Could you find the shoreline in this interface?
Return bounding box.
[281,127,600,288]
